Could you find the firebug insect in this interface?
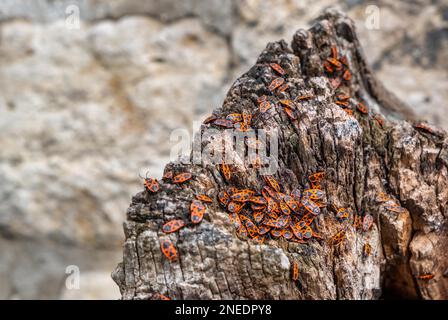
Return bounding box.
[231,189,255,202]
[289,223,303,239]
[228,212,242,230]
[291,189,302,203]
[298,212,315,227]
[301,198,320,216]
[240,215,256,236]
[276,192,287,201]
[242,122,250,132]
[327,57,342,70]
[160,239,177,261]
[190,200,206,224]
[263,218,278,228]
[292,261,299,281]
[251,235,265,244]
[263,175,281,193]
[336,93,350,101]
[329,229,346,246]
[244,218,259,237]
[226,113,243,123]
[270,229,284,238]
[353,214,362,229]
[269,63,286,76]
[283,195,300,213]
[262,185,279,200]
[275,214,291,228]
[279,99,296,109]
[229,187,239,194]
[374,114,384,127]
[251,203,266,211]
[331,46,338,59]
[237,225,248,239]
[221,163,231,181]
[362,214,374,232]
[143,177,160,193]
[227,201,244,214]
[266,197,279,213]
[253,210,265,223]
[309,172,325,184]
[283,107,298,120]
[195,194,213,203]
[277,83,289,92]
[323,61,334,73]
[416,274,435,280]
[414,123,434,134]
[336,207,349,221]
[213,118,234,128]
[356,102,369,114]
[363,243,371,257]
[259,99,271,113]
[342,69,351,81]
[233,122,247,132]
[173,172,192,184]
[302,225,313,239]
[376,192,391,203]
[250,196,267,205]
[257,95,267,104]
[162,219,185,234]
[258,225,271,235]
[297,220,306,229]
[335,100,349,107]
[272,203,282,216]
[279,201,292,215]
[302,189,325,201]
[156,294,171,300]
[268,77,285,91]
[218,190,230,206]
[283,229,294,240]
[295,94,314,101]
[242,110,252,127]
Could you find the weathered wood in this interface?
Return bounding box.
[112,9,448,300]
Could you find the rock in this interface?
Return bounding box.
[0,238,121,299]
[348,1,448,127]
[0,15,228,299]
[0,16,228,241]
[0,0,235,36]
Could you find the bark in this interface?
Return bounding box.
[112,9,448,300]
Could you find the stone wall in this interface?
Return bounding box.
[0,0,446,299]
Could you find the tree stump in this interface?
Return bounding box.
[112,9,448,300]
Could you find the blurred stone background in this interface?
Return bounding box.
[0,0,446,299]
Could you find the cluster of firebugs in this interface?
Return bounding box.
[141,45,436,298]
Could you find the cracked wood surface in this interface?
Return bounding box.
[112,9,448,300]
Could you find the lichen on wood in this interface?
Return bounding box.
[112,9,448,300]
